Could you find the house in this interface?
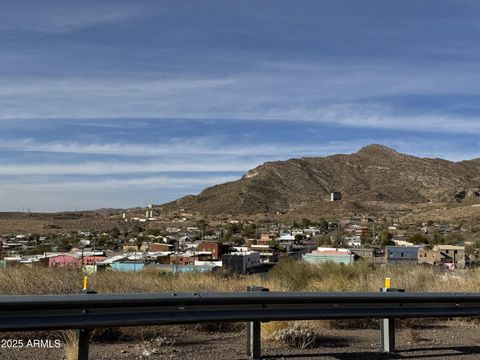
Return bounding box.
[143,252,171,264]
[40,254,81,268]
[170,253,199,265]
[3,256,22,267]
[258,233,275,245]
[149,243,173,252]
[96,255,129,271]
[435,245,465,269]
[353,226,369,237]
[351,248,376,262]
[222,251,261,274]
[302,247,354,265]
[81,255,107,265]
[418,248,441,267]
[196,241,228,260]
[385,246,419,264]
[250,244,279,263]
[111,261,144,272]
[344,236,362,247]
[122,245,138,252]
[277,234,295,251]
[418,245,466,269]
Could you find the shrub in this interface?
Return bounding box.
[272,322,318,349]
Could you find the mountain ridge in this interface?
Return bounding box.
[160,144,480,216]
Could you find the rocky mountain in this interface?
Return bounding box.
[161,144,480,216]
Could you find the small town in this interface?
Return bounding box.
[1,198,476,275]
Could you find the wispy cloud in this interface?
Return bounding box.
[0,1,156,34]
[0,136,478,161]
[0,138,360,158]
[0,160,256,176]
[2,62,480,134]
[0,175,239,190]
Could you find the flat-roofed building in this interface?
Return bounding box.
[385,246,419,264]
[303,247,354,265]
[435,245,465,269]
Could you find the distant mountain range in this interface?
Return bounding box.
[160,144,480,217]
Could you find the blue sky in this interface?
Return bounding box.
[2,0,480,211]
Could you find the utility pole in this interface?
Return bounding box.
[81,246,84,271]
[93,237,96,271]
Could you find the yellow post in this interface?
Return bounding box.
[83,276,88,291]
[384,277,391,289]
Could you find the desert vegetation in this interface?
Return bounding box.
[0,261,478,358]
[0,260,477,295]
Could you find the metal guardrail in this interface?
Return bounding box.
[1,288,480,359]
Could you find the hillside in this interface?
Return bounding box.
[161,144,480,216]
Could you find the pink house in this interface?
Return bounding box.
[41,254,81,268]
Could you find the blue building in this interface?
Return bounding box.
[111,262,145,272]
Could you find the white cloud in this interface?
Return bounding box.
[0,160,257,176]
[0,138,361,158]
[0,175,239,191]
[0,136,478,162]
[2,61,480,134]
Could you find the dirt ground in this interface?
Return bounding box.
[1,321,480,359]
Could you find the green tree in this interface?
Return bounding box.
[301,218,312,228]
[226,223,241,234]
[331,231,345,247]
[316,235,331,246]
[409,232,427,244]
[444,232,464,245]
[268,239,279,248]
[430,233,444,245]
[379,231,394,246]
[110,227,121,238]
[242,223,257,238]
[196,219,209,233]
[318,220,329,232]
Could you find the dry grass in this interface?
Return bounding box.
[271,322,319,349]
[262,320,330,341]
[1,262,478,354]
[61,330,78,360]
[0,261,478,295]
[403,327,422,343]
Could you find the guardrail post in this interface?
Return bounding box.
[380,279,404,354]
[77,328,91,360]
[247,286,269,360]
[381,316,395,354]
[77,277,96,360]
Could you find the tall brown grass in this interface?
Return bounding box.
[0,261,476,295]
[0,261,477,356]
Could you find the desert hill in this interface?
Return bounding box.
[160,144,480,217]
